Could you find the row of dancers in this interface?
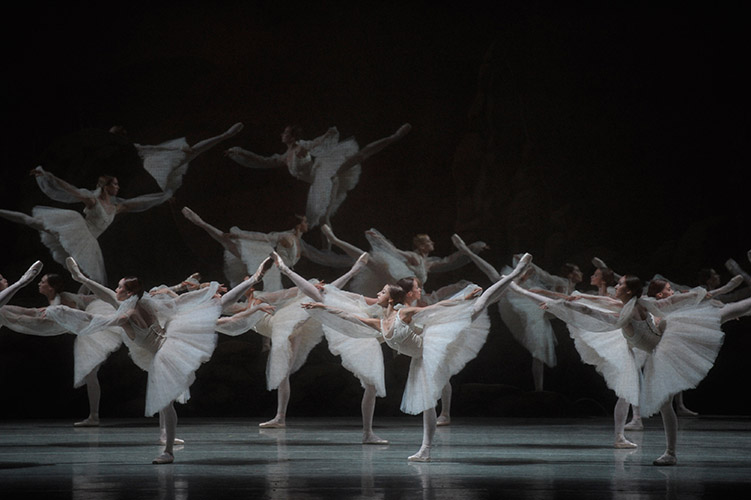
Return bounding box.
[2,121,751,467]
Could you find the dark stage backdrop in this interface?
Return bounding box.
[1,3,749,419]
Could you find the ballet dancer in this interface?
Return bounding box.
[225,123,411,229]
[302,253,532,461]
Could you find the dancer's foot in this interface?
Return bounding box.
[320,224,335,243]
[152,452,174,465]
[250,255,275,284]
[614,435,638,449]
[352,252,369,273]
[407,445,431,462]
[65,257,86,283]
[591,257,608,269]
[624,418,644,431]
[73,416,99,427]
[653,451,677,466]
[450,233,469,252]
[436,415,451,427]
[676,406,698,417]
[395,123,412,139]
[159,437,185,445]
[362,432,389,445]
[225,122,244,137]
[181,206,204,225]
[259,417,286,429]
[19,261,44,286]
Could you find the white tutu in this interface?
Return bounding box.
[227,228,288,291]
[305,136,360,228]
[32,205,109,284]
[253,289,323,391]
[72,300,123,387]
[498,288,557,367]
[400,302,490,415]
[136,138,190,192]
[640,301,724,416]
[320,286,386,397]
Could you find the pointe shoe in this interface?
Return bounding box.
[407,446,431,462]
[436,416,451,427]
[181,206,203,224]
[653,451,677,466]
[362,434,389,445]
[451,233,468,250]
[73,417,99,427]
[592,257,608,269]
[65,257,86,282]
[614,436,638,449]
[320,224,335,241]
[226,122,244,136]
[516,253,533,268]
[356,252,369,266]
[259,418,285,429]
[152,452,174,465]
[20,261,44,285]
[159,437,185,445]
[676,406,698,417]
[624,419,643,431]
[395,123,412,138]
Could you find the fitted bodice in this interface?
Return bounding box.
[382,307,422,358]
[623,313,662,352]
[285,146,314,182]
[129,320,166,354]
[83,199,116,238]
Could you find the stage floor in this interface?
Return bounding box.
[1,416,749,499]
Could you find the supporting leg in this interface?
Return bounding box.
[361,384,388,444]
[674,391,698,417]
[260,376,289,428]
[74,369,101,427]
[624,404,644,431]
[153,403,177,464]
[614,397,637,448]
[437,383,452,426]
[532,358,544,392]
[653,400,677,466]
[408,407,436,462]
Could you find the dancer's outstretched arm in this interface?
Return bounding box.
[66,258,118,307]
[0,261,43,307]
[32,167,97,207]
[224,147,287,170]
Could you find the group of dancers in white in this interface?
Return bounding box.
[2,121,750,467]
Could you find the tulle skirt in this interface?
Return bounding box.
[498,289,557,367]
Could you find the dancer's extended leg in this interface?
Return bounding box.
[336,123,411,175]
[260,376,289,428]
[220,256,273,307]
[437,383,452,426]
[186,123,244,156]
[720,295,751,323]
[408,407,436,462]
[471,253,532,320]
[320,225,365,261]
[362,384,388,444]
[0,260,43,307]
[452,234,502,282]
[182,207,241,258]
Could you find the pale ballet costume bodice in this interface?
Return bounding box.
[83,199,117,238]
[285,146,314,182]
[382,306,422,358]
[128,318,166,354]
[623,313,662,352]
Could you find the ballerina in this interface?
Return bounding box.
[271,251,392,443]
[302,253,532,461]
[321,225,488,296]
[44,256,271,464]
[225,123,411,229]
[182,207,351,290]
[511,272,750,466]
[0,168,179,285]
[0,261,43,307]
[1,272,124,427]
[217,252,370,430]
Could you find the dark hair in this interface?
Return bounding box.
[285,125,303,141]
[646,279,668,298]
[121,276,144,299]
[385,284,407,305]
[621,274,643,298]
[45,274,66,295]
[559,263,580,278]
[599,267,615,286]
[396,277,418,295]
[97,175,117,189]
